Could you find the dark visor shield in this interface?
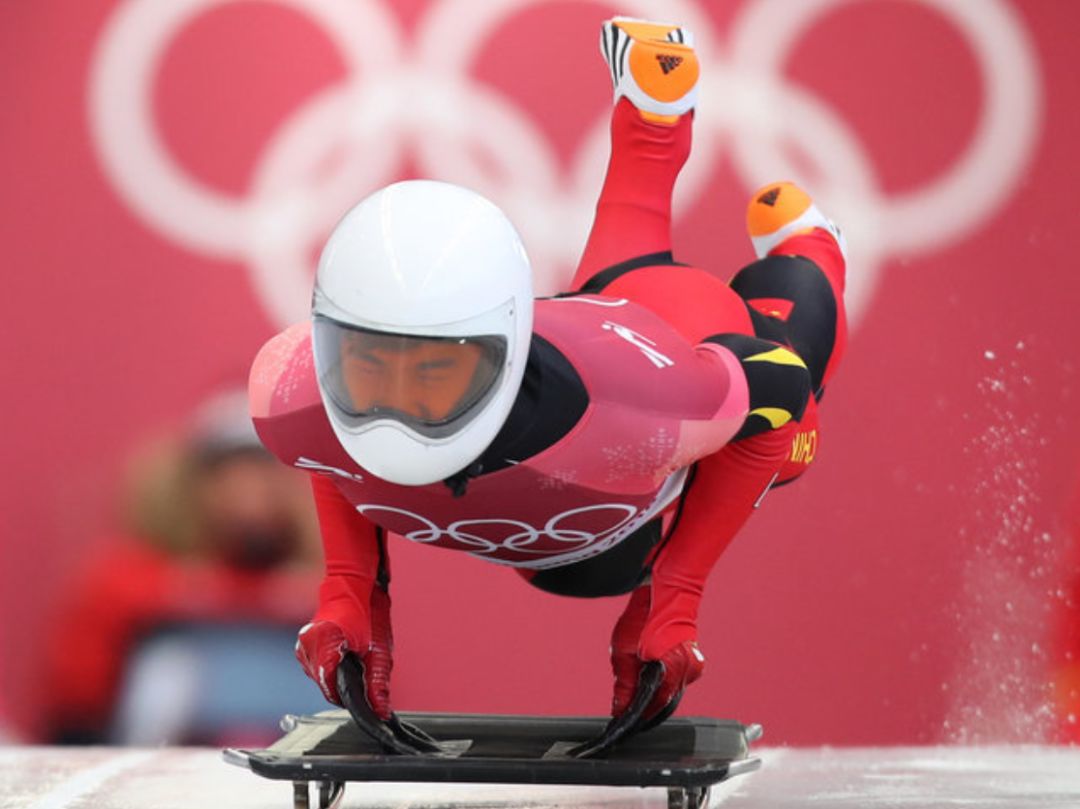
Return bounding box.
[313,316,508,439]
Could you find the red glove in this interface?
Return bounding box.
[611,585,706,723]
[295,581,394,719]
[611,585,650,717]
[647,639,706,720]
[302,473,395,718]
[295,619,350,705]
[363,583,394,720]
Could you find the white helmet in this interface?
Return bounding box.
[311,180,534,486]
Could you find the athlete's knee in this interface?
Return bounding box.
[575,251,679,294]
[703,333,812,441]
[729,255,841,393]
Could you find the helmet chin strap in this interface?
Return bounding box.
[442,458,485,498]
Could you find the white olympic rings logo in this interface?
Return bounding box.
[356,502,639,567]
[89,0,1041,329]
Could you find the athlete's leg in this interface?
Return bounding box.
[571,103,690,291]
[728,182,847,484]
[571,19,698,291]
[570,20,754,346]
[734,182,848,393]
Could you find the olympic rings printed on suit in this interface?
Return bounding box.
[351,465,688,569]
[356,502,639,567]
[89,0,1041,329]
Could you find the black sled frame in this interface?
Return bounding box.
[224,710,763,809]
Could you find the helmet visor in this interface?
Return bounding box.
[313,316,508,439]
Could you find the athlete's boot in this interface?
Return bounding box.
[600,17,699,125]
[746,181,847,260]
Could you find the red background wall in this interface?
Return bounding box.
[2,0,1078,745]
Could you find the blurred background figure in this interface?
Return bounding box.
[38,389,325,746]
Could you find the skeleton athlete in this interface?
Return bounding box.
[250,17,847,746]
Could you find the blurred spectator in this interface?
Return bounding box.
[1053,480,1080,743]
[39,390,326,746]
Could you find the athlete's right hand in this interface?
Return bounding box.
[295,619,352,706]
[295,581,395,719]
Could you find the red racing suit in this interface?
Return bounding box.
[249,98,847,716]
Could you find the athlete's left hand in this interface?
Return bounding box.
[612,580,707,724]
[610,586,706,727]
[572,592,706,758]
[636,639,706,726]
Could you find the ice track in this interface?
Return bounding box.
[3,745,1080,808]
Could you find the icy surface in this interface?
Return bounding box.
[3,746,1080,808]
[723,747,1080,808]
